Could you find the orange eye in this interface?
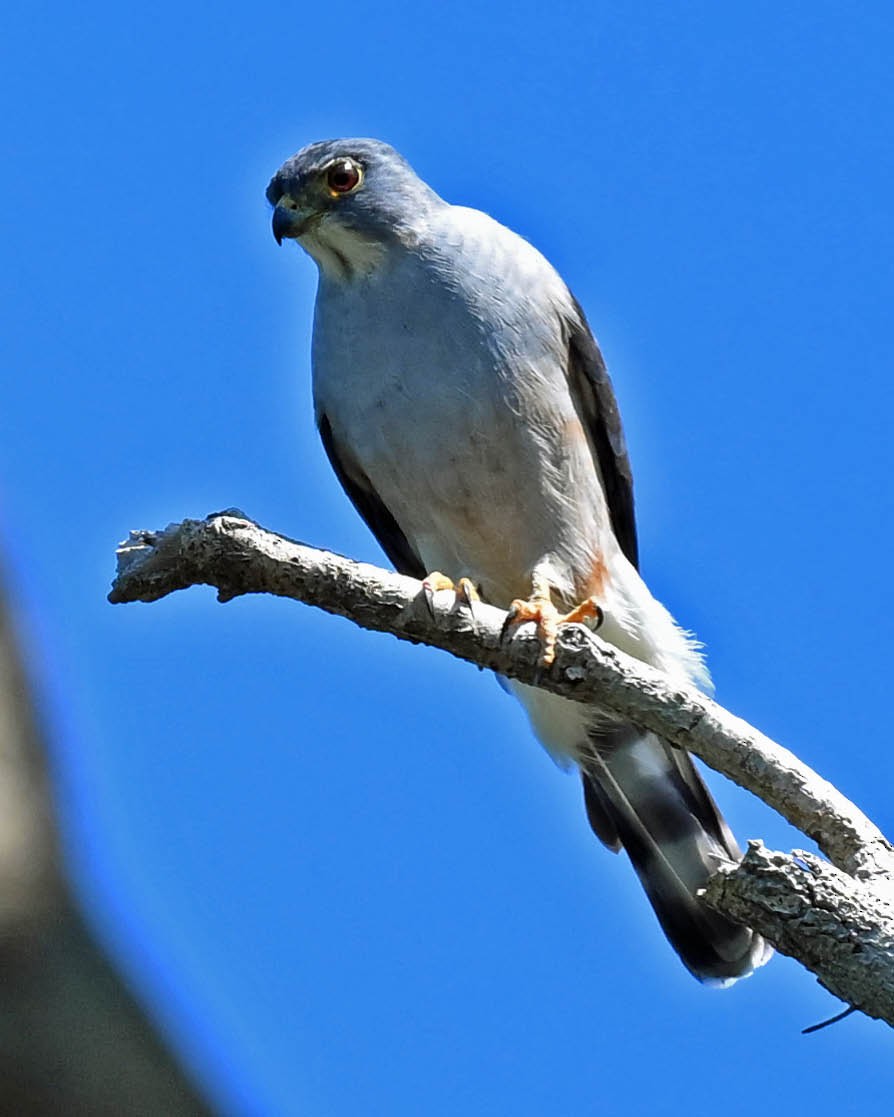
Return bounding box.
[326,159,362,195]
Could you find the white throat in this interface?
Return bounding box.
[299,218,387,282]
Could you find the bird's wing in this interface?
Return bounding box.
[318,413,427,579]
[563,297,639,570]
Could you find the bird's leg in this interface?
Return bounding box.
[421,572,480,618]
[501,569,558,664]
[502,570,604,667]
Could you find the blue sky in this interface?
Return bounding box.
[4,2,894,1113]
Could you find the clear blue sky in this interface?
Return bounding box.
[4,2,894,1113]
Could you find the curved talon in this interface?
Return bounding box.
[502,594,559,666]
[421,572,480,618]
[562,597,604,632]
[500,603,520,644]
[455,577,479,616]
[502,593,604,667]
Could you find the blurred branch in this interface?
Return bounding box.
[0,569,215,1114]
[110,512,894,1028]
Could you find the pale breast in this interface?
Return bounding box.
[311,211,611,606]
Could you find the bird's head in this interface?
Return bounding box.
[266,138,441,278]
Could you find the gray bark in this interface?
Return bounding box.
[109,512,894,1028]
[704,843,894,1023]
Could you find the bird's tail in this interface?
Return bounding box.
[580,725,771,983]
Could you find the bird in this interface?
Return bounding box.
[266,137,771,983]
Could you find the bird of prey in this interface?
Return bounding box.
[267,138,770,983]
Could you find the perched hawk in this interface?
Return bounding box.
[267,138,770,982]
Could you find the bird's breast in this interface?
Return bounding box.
[311,251,605,605]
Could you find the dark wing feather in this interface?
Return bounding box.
[318,414,426,579]
[564,297,639,570]
[565,298,647,865]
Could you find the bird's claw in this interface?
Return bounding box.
[562,597,604,632]
[501,594,604,667]
[421,572,479,619]
[500,602,522,644]
[455,577,478,614]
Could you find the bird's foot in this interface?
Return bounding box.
[421,572,480,618]
[501,592,603,667]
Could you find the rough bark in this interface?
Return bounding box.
[705,843,894,1024]
[0,568,215,1115]
[109,512,894,1028]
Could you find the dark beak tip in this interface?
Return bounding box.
[271,206,295,247]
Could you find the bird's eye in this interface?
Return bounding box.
[326,159,363,196]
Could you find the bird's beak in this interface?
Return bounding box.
[272,198,315,245]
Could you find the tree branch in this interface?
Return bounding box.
[704,843,894,1024]
[109,513,894,1026]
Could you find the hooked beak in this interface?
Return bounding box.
[272,198,315,245]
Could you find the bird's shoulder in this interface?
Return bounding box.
[433,203,562,267]
[415,204,574,321]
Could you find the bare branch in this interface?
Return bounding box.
[703,842,894,1026]
[109,512,894,1026]
[109,513,894,879]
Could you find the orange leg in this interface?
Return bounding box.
[502,571,603,667]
